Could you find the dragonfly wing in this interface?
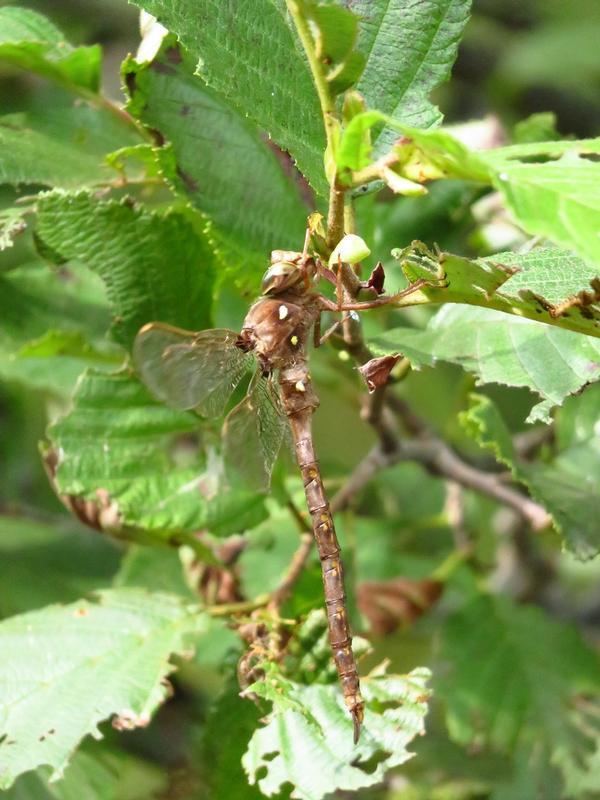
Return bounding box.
[222,375,287,491]
[133,322,253,417]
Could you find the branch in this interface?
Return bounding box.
[208,499,315,616]
[327,180,346,250]
[331,438,552,531]
[270,533,314,606]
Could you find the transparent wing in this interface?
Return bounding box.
[133,322,253,417]
[222,374,287,491]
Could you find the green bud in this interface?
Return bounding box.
[329,233,371,265]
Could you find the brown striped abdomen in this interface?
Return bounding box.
[280,364,364,742]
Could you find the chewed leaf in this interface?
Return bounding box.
[243,666,431,800]
[0,206,28,250]
[47,369,267,541]
[373,305,600,424]
[127,0,327,194]
[481,140,600,267]
[35,191,217,349]
[123,38,308,283]
[0,589,207,790]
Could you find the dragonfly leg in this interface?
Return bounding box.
[313,314,321,348]
[335,254,344,310]
[319,277,431,313]
[318,314,354,346]
[300,227,313,291]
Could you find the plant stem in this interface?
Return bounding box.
[285,0,346,248]
[207,596,269,617]
[344,198,356,235]
[270,532,314,606]
[285,0,336,154]
[327,179,346,249]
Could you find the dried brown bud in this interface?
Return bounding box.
[357,354,402,393]
[366,262,385,294]
[357,577,443,635]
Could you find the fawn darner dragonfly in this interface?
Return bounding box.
[133,240,429,742]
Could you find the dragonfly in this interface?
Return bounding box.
[133,237,430,742]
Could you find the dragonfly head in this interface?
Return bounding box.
[261,250,316,295]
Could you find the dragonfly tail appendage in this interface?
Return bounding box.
[281,367,365,741]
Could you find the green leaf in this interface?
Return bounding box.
[490,746,564,800]
[123,40,307,282]
[0,6,101,92]
[0,588,205,790]
[461,392,600,559]
[373,305,600,424]
[351,0,472,152]
[0,97,142,188]
[128,0,327,194]
[336,114,495,183]
[238,501,306,599]
[554,738,600,800]
[243,665,431,800]
[0,515,120,618]
[35,191,216,349]
[336,109,383,171]
[513,112,560,145]
[342,120,600,269]
[304,2,365,96]
[480,139,600,268]
[438,594,600,791]
[397,244,600,338]
[0,261,117,396]
[200,680,264,800]
[114,543,200,598]
[313,3,359,64]
[46,369,266,542]
[5,744,168,800]
[483,246,600,306]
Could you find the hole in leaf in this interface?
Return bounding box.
[370,699,404,713]
[124,72,137,96]
[352,749,391,774]
[278,781,294,799]
[506,153,560,164]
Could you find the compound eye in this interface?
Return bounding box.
[261,261,301,295]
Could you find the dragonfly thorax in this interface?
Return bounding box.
[237,293,319,374]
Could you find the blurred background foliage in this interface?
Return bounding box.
[0,1,599,799]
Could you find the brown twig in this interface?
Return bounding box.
[328,297,551,530]
[270,532,314,606]
[331,438,551,530]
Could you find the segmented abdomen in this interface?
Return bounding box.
[279,363,364,741]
